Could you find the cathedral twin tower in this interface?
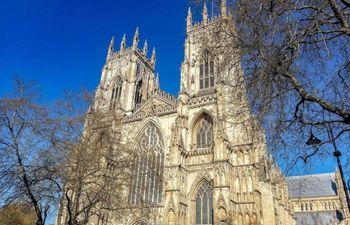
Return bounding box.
[62,1,298,225]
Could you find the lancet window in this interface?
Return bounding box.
[199,50,215,89]
[135,81,143,105]
[129,123,164,205]
[136,62,145,77]
[110,78,123,110]
[196,115,213,148]
[196,180,213,224]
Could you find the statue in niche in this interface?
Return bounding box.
[218,206,228,223]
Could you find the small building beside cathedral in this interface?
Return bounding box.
[56,1,350,225]
[287,172,349,225]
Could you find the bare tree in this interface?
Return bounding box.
[57,111,130,225]
[57,95,154,225]
[0,77,92,225]
[0,77,145,225]
[0,78,79,225]
[191,0,350,172]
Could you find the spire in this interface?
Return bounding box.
[108,36,114,55]
[120,34,126,52]
[132,27,139,49]
[221,0,227,18]
[143,40,148,55]
[151,47,156,65]
[202,2,208,25]
[186,7,192,33]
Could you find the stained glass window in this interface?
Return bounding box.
[129,123,164,205]
[199,51,215,89]
[196,116,213,148]
[196,180,213,224]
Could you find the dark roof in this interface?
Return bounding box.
[294,211,343,225]
[286,173,337,199]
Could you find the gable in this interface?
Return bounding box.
[122,92,178,123]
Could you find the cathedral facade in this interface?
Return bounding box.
[90,2,295,224]
[57,1,349,225]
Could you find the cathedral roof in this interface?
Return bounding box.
[286,173,337,199]
[294,211,342,225]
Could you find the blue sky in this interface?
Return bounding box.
[0,0,195,99]
[0,0,341,182]
[0,0,339,174]
[0,1,345,223]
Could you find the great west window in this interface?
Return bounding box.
[129,123,164,205]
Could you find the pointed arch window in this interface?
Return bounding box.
[135,80,143,105]
[199,50,215,89]
[129,123,164,205]
[110,78,123,110]
[195,115,213,148]
[196,180,213,224]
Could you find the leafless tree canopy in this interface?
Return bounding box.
[0,77,153,225]
[191,0,350,172]
[0,78,88,225]
[58,91,153,225]
[59,110,135,225]
[1,79,60,225]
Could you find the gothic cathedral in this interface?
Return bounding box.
[57,1,350,225]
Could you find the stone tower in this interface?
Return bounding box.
[162,2,295,225]
[55,1,350,225]
[94,28,159,114]
[57,2,299,225]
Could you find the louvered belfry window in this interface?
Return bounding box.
[196,180,213,224]
[196,116,213,148]
[199,51,215,89]
[129,123,164,205]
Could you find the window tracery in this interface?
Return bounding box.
[135,80,143,105]
[136,62,143,77]
[199,50,215,89]
[129,123,164,205]
[196,180,213,225]
[195,115,213,148]
[110,78,123,110]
